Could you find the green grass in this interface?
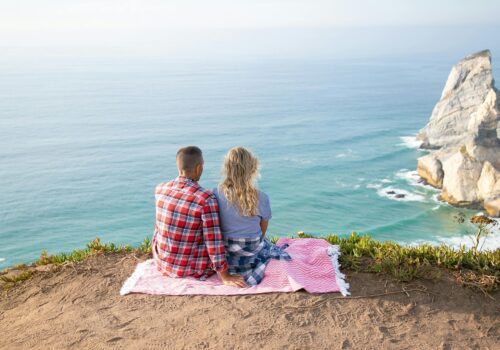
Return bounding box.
[281,231,499,289]
[2,233,499,292]
[36,237,133,265]
[35,236,152,266]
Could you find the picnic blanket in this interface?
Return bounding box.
[120,238,350,296]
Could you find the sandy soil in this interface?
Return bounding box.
[0,252,499,350]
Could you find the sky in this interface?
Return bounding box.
[1,0,499,59]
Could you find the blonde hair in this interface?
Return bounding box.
[219,147,260,216]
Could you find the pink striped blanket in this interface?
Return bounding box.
[120,238,350,296]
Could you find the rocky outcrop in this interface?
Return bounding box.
[477,161,500,201]
[416,50,500,216]
[440,147,483,207]
[417,153,444,188]
[417,50,498,148]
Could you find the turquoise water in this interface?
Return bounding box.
[1,54,499,268]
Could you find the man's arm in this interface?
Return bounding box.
[201,196,246,287]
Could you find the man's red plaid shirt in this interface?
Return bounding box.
[152,176,228,278]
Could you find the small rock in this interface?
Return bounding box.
[417,153,444,188]
[341,339,351,349]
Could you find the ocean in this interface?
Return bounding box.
[1,54,499,269]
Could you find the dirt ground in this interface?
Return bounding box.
[0,252,498,350]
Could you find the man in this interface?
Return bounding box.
[153,146,246,287]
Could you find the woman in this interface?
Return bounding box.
[214,147,290,286]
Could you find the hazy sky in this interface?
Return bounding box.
[1,0,499,59]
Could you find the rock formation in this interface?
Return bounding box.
[416,50,500,216]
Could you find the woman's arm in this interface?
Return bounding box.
[260,220,269,237]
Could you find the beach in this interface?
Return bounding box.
[1,251,498,349]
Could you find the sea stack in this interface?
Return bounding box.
[416,50,500,216]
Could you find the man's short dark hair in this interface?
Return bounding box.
[176,146,203,172]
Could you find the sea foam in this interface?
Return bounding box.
[283,157,313,165]
[395,169,438,191]
[376,186,426,202]
[437,234,500,251]
[335,148,354,158]
[399,135,423,149]
[367,183,426,202]
[408,218,500,251]
[395,169,420,186]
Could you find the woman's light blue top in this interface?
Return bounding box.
[213,188,272,239]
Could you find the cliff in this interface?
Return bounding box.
[416,50,500,216]
[1,235,499,349]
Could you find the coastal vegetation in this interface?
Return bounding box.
[2,215,498,295]
[287,218,498,295]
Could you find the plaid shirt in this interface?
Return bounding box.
[153,176,228,278]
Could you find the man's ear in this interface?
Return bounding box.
[196,162,203,177]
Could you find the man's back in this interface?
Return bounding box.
[153,176,227,278]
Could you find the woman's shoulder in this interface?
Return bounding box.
[213,187,228,202]
[212,187,222,198]
[257,190,272,219]
[258,190,270,202]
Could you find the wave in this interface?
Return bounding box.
[354,147,409,163]
[378,186,426,202]
[334,180,349,188]
[333,180,361,190]
[408,218,500,251]
[328,128,394,146]
[438,234,500,251]
[395,168,420,185]
[283,157,313,165]
[431,193,446,205]
[368,168,441,203]
[335,148,354,158]
[284,128,395,151]
[0,258,4,263]
[398,135,423,149]
[365,210,430,233]
[395,169,439,191]
[367,183,426,202]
